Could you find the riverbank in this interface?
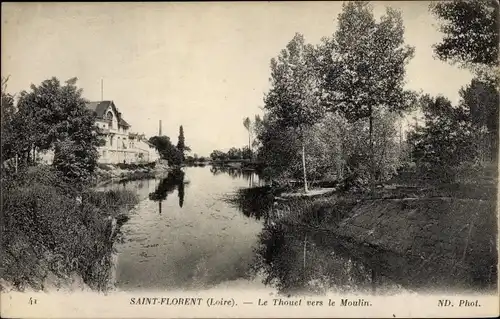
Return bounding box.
[228,164,497,294]
[1,166,139,292]
[95,160,172,186]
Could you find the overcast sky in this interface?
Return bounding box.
[2,2,473,156]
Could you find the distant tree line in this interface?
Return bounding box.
[210,146,253,162]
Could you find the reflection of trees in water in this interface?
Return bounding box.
[250,220,375,295]
[225,186,276,220]
[210,165,263,187]
[230,182,498,294]
[226,185,376,294]
[149,169,186,213]
[178,179,185,208]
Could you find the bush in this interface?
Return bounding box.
[1,166,138,291]
[115,162,155,170]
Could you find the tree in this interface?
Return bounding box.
[52,139,98,186]
[177,125,186,161]
[252,115,264,150]
[1,76,18,168]
[14,77,100,185]
[459,78,499,162]
[241,146,253,160]
[227,147,242,160]
[243,117,252,154]
[320,1,415,191]
[210,149,228,161]
[264,33,325,192]
[430,0,499,76]
[408,95,477,182]
[150,135,183,166]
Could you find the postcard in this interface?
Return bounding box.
[1,1,498,318]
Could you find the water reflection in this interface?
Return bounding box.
[225,189,382,295]
[115,166,264,291]
[224,186,276,220]
[148,169,186,213]
[210,165,264,188]
[178,179,185,208]
[250,219,378,295]
[229,187,497,295]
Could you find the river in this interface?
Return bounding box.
[98,165,410,294]
[96,165,496,295]
[100,165,270,291]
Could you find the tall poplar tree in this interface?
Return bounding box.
[320,2,415,191]
[264,33,325,192]
[177,125,185,161]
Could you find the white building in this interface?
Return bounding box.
[87,100,159,164]
[39,100,160,164]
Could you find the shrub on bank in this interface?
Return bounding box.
[1,166,138,291]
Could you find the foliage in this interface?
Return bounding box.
[2,77,101,185]
[52,139,98,188]
[227,147,242,160]
[149,135,183,166]
[316,1,415,190]
[408,95,477,182]
[265,33,324,130]
[176,125,190,159]
[255,114,302,180]
[263,33,325,191]
[210,149,229,161]
[210,146,253,161]
[430,0,499,69]
[459,78,499,161]
[255,110,401,185]
[1,166,138,291]
[243,117,252,151]
[1,76,17,164]
[310,110,401,182]
[320,2,416,119]
[252,115,264,149]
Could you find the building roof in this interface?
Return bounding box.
[86,100,130,128]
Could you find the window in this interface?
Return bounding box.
[106,111,113,129]
[110,136,113,146]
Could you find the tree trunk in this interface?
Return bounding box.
[399,116,403,161]
[301,129,309,193]
[303,234,307,270]
[369,106,375,194]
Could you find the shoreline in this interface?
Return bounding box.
[94,160,176,187]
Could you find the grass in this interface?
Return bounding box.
[1,166,139,292]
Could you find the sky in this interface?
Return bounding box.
[2,2,474,156]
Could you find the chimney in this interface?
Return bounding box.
[159,120,162,136]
